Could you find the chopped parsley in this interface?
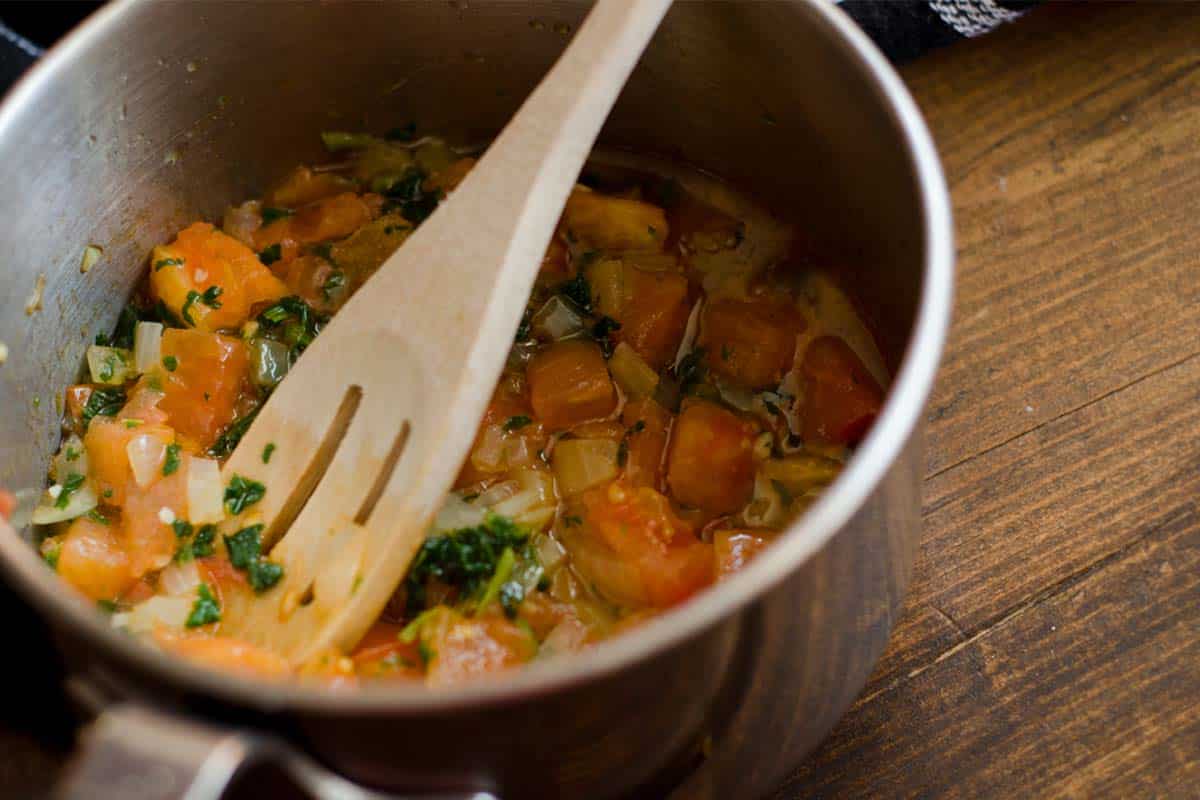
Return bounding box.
[80,388,127,431]
[171,519,193,539]
[42,543,60,570]
[262,442,276,464]
[676,347,708,392]
[207,410,258,459]
[503,415,532,432]
[222,524,284,593]
[86,509,110,525]
[558,274,592,312]
[616,419,646,468]
[154,257,184,272]
[162,443,182,476]
[175,523,218,562]
[193,525,217,558]
[55,473,85,509]
[590,315,622,356]
[261,207,294,225]
[258,243,282,265]
[185,583,221,627]
[95,305,140,349]
[96,599,119,614]
[224,474,265,515]
[381,169,439,224]
[562,514,582,528]
[257,296,325,359]
[162,355,178,372]
[181,286,222,326]
[498,581,524,619]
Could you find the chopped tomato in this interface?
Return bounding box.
[57,517,135,602]
[276,254,340,313]
[699,297,805,389]
[150,222,288,332]
[526,340,616,431]
[159,329,250,450]
[120,578,158,606]
[564,191,668,252]
[800,336,883,445]
[569,480,714,608]
[590,259,691,370]
[64,384,97,433]
[457,379,548,487]
[155,631,292,679]
[120,466,188,576]
[265,166,357,209]
[349,621,424,678]
[84,418,176,507]
[253,192,373,251]
[419,607,537,687]
[666,399,759,514]
[713,529,775,579]
[0,488,13,520]
[620,396,672,490]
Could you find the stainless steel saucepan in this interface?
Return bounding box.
[0,2,952,798]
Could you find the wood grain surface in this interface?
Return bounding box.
[780,3,1200,797]
[1,2,1198,798]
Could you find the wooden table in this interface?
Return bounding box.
[779,3,1200,796]
[1,3,1197,798]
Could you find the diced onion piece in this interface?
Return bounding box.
[743,472,786,528]
[159,558,202,597]
[552,438,620,497]
[186,457,225,525]
[589,258,625,318]
[531,296,586,341]
[514,505,556,533]
[31,481,98,525]
[126,433,167,488]
[51,434,88,484]
[512,468,558,506]
[538,618,590,658]
[609,342,659,397]
[491,489,543,520]
[672,299,704,372]
[113,595,192,634]
[250,338,291,388]
[760,454,841,494]
[432,493,486,533]
[534,532,568,573]
[474,480,520,509]
[86,345,134,385]
[133,322,164,374]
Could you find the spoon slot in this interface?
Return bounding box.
[353,420,412,525]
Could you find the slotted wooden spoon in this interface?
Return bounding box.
[215,0,673,666]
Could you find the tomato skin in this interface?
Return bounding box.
[699,298,805,389]
[265,166,356,209]
[620,396,672,490]
[800,336,883,445]
[158,329,250,450]
[350,621,424,679]
[57,517,134,601]
[713,529,775,579]
[84,418,176,507]
[666,399,760,514]
[150,222,288,332]
[527,340,616,431]
[120,466,188,577]
[571,480,714,608]
[419,607,537,687]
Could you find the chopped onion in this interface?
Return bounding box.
[531,296,585,341]
[743,472,786,528]
[432,492,487,533]
[609,342,659,397]
[86,345,134,385]
[32,481,98,525]
[222,200,263,246]
[672,299,704,372]
[133,322,164,374]
[50,434,88,484]
[490,489,542,520]
[159,559,201,597]
[512,468,557,506]
[534,532,568,573]
[112,595,192,634]
[760,454,841,494]
[514,505,556,532]
[250,338,291,388]
[538,618,590,658]
[474,480,520,509]
[552,438,619,497]
[126,434,167,488]
[186,457,225,525]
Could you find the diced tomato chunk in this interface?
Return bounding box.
[0,489,14,520]
[568,480,714,608]
[527,340,616,431]
[158,329,250,450]
[64,384,97,432]
[350,621,424,678]
[564,191,668,252]
[620,396,672,490]
[699,298,805,389]
[120,467,188,577]
[150,222,288,332]
[713,529,775,579]
[800,336,884,445]
[277,255,340,313]
[456,379,548,487]
[666,399,759,514]
[155,631,292,679]
[253,192,373,251]
[57,517,135,602]
[265,166,356,208]
[418,607,537,687]
[591,259,691,370]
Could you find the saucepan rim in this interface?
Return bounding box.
[0,0,952,715]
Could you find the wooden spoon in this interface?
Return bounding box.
[214,0,673,666]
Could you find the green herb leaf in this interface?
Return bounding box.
[43,543,60,570]
[224,474,265,515]
[247,559,284,593]
[55,473,85,509]
[200,286,223,309]
[322,270,347,302]
[558,274,592,312]
[181,291,201,326]
[154,257,184,272]
[162,443,182,476]
[207,410,259,459]
[590,315,622,357]
[97,599,120,614]
[224,524,264,569]
[185,583,221,627]
[162,355,178,372]
[503,415,532,432]
[262,442,276,464]
[193,525,216,558]
[319,131,374,152]
[258,243,282,265]
[172,519,194,539]
[261,207,294,224]
[86,509,110,525]
[81,387,126,429]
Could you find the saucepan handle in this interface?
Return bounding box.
[56,704,499,800]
